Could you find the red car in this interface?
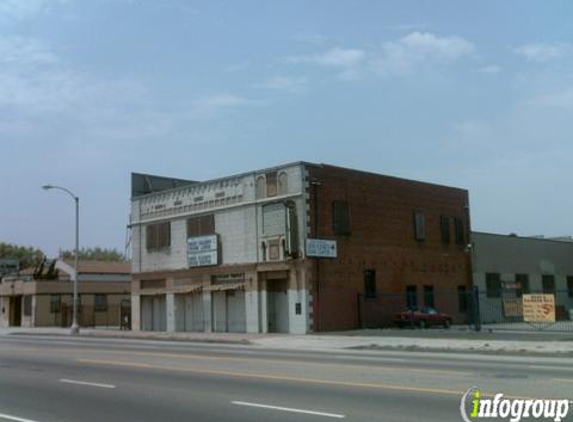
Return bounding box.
[393,307,452,329]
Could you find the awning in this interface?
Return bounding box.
[169,284,203,294]
[205,282,245,292]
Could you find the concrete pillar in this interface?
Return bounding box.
[31,295,37,328]
[0,296,9,328]
[259,278,268,333]
[202,289,212,333]
[131,294,141,331]
[166,293,175,332]
[245,273,259,333]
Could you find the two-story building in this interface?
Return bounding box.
[130,162,472,333]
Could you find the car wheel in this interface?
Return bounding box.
[419,320,427,329]
[443,320,451,329]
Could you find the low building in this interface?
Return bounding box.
[130,162,472,333]
[472,232,573,323]
[0,260,131,328]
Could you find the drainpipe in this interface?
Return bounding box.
[310,179,322,331]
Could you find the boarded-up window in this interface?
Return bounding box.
[146,222,171,251]
[440,215,450,244]
[23,296,32,316]
[256,176,266,199]
[94,294,107,312]
[187,215,215,237]
[413,211,425,241]
[278,172,288,195]
[454,217,465,245]
[364,270,376,299]
[268,239,280,260]
[50,295,61,313]
[266,172,278,197]
[486,273,501,298]
[332,201,351,236]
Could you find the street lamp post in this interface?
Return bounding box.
[42,184,80,335]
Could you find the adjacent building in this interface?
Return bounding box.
[130,162,472,333]
[0,260,131,328]
[472,232,573,323]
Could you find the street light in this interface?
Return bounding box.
[42,184,80,335]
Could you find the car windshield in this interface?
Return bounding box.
[421,308,438,314]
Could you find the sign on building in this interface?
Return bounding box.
[0,259,19,275]
[522,294,555,323]
[306,239,337,258]
[188,235,218,267]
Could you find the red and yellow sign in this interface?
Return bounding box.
[522,294,555,323]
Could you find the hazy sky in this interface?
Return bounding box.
[1,0,572,257]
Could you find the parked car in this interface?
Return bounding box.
[392,307,452,329]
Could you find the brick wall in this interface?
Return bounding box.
[306,164,472,331]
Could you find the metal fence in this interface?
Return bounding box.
[358,288,573,332]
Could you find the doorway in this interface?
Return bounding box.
[267,279,289,333]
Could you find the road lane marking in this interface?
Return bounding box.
[553,378,573,383]
[8,346,465,377]
[0,413,42,422]
[77,358,464,396]
[231,401,345,418]
[530,365,573,371]
[59,379,116,389]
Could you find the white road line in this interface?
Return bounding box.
[529,365,573,371]
[231,401,345,418]
[0,412,42,422]
[59,379,116,389]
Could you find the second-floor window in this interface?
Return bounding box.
[187,215,215,237]
[332,201,351,236]
[454,217,465,245]
[440,215,450,244]
[413,211,425,241]
[146,221,171,251]
[542,275,555,294]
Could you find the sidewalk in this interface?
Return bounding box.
[2,327,572,355]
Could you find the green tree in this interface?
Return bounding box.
[0,242,45,269]
[60,246,126,262]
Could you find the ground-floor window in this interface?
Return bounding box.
[23,296,32,317]
[406,285,417,309]
[423,285,434,308]
[94,294,107,312]
[50,295,61,313]
[458,285,468,313]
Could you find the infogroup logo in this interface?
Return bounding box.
[460,387,571,422]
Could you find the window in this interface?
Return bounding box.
[278,172,288,195]
[413,211,425,241]
[364,270,377,299]
[146,222,171,251]
[440,215,450,244]
[568,276,573,298]
[458,285,468,313]
[94,294,107,312]
[266,172,278,197]
[332,201,351,236]
[542,275,555,294]
[515,274,529,297]
[187,215,215,237]
[50,295,61,313]
[485,273,501,298]
[423,285,435,308]
[406,285,417,309]
[23,296,32,317]
[454,217,465,245]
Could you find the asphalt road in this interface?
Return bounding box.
[0,335,572,422]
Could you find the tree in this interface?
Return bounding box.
[59,246,126,262]
[0,242,45,269]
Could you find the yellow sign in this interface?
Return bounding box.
[522,294,555,323]
[503,299,523,317]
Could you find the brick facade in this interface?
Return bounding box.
[306,164,472,331]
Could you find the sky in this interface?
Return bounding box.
[1,0,572,257]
